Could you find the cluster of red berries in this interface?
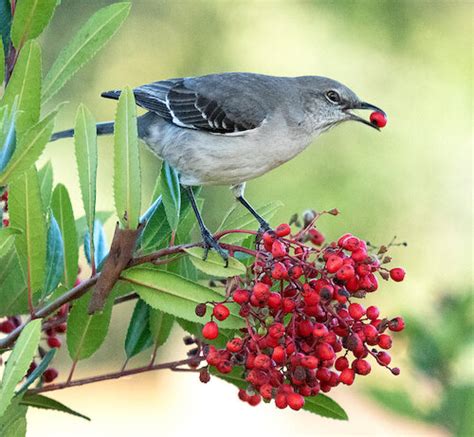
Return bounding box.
[1,189,9,227]
[198,220,405,410]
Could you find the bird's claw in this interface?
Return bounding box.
[201,229,229,267]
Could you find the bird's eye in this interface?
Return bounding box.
[325,90,341,104]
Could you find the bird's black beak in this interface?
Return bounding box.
[345,101,386,131]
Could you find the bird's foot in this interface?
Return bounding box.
[201,228,229,267]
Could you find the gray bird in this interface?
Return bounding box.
[51,72,386,262]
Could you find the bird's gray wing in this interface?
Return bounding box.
[103,74,270,134]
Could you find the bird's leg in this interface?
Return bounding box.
[184,185,228,266]
[231,183,272,233]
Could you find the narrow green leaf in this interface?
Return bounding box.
[0,227,19,258]
[16,349,56,396]
[75,211,112,244]
[51,184,78,288]
[149,308,174,349]
[114,86,141,229]
[43,212,64,296]
[0,39,4,84]
[184,247,247,278]
[0,248,28,317]
[20,393,90,421]
[0,110,57,186]
[160,161,181,232]
[11,0,57,48]
[66,290,114,361]
[124,299,153,359]
[303,393,348,420]
[38,161,53,211]
[0,319,42,416]
[218,201,283,244]
[83,219,108,271]
[1,40,41,135]
[74,104,97,259]
[42,2,131,103]
[8,167,46,294]
[121,265,243,329]
[0,398,27,437]
[0,0,12,52]
[0,104,17,172]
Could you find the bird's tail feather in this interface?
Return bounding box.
[50,121,115,142]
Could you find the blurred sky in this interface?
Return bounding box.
[33,1,472,435]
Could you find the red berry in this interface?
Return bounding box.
[326,255,343,273]
[312,323,328,337]
[254,353,271,370]
[342,236,361,251]
[199,368,211,383]
[216,360,233,374]
[213,304,230,321]
[336,265,355,281]
[202,321,219,340]
[366,305,380,320]
[287,392,305,411]
[271,262,288,280]
[339,368,355,385]
[259,383,273,400]
[377,351,392,366]
[388,316,405,332]
[335,356,349,371]
[233,289,250,304]
[348,303,366,320]
[275,223,291,237]
[268,292,282,310]
[369,111,387,128]
[47,336,62,349]
[378,334,393,349]
[271,240,287,258]
[247,394,261,406]
[0,320,15,333]
[389,267,405,282]
[301,355,318,369]
[253,282,270,302]
[353,359,371,375]
[275,393,288,409]
[238,389,249,402]
[43,368,59,383]
[309,228,325,246]
[316,343,335,361]
[226,338,243,353]
[55,323,67,333]
[282,298,296,313]
[272,346,286,363]
[268,323,285,339]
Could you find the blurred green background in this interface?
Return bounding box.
[33,1,472,435]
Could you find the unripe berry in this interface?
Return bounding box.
[287,392,305,411]
[202,321,219,340]
[213,304,230,321]
[389,267,405,282]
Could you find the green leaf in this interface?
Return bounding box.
[0,227,19,258]
[0,398,27,437]
[42,2,131,103]
[74,104,97,261]
[367,387,423,420]
[0,104,17,173]
[0,39,4,84]
[124,299,153,359]
[11,0,57,48]
[114,86,141,229]
[303,393,348,420]
[20,393,90,421]
[43,212,64,296]
[0,0,12,53]
[0,319,41,416]
[8,167,46,294]
[149,308,174,349]
[437,385,474,435]
[38,161,53,211]
[160,162,181,232]
[75,211,112,244]
[83,219,108,271]
[121,265,243,329]
[16,348,56,396]
[51,184,78,288]
[218,201,283,244]
[0,248,28,317]
[184,247,247,278]
[66,290,114,361]
[1,40,41,135]
[0,110,57,186]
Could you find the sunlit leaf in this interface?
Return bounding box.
[20,393,90,421]
[0,397,27,437]
[149,308,174,349]
[113,86,141,229]
[0,319,42,416]
[0,248,28,317]
[184,247,246,278]
[0,227,19,259]
[38,161,53,211]
[42,2,131,103]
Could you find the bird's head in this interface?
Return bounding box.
[297,76,386,134]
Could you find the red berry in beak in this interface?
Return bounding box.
[370,111,387,128]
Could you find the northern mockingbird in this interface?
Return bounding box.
[51,72,386,262]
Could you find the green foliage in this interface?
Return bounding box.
[149,309,174,349]
[0,227,19,258]
[0,248,28,317]
[0,110,56,185]
[124,299,153,359]
[42,2,131,102]
[113,86,141,229]
[121,265,243,330]
[37,161,53,211]
[74,104,98,265]
[43,212,64,296]
[0,0,11,51]
[83,219,108,271]
[75,211,112,244]
[0,319,42,416]
[8,167,46,295]
[0,104,17,172]
[51,184,78,288]
[1,40,41,136]
[66,290,115,361]
[184,247,247,278]
[11,0,57,48]
[160,162,181,232]
[0,39,4,84]
[0,398,27,437]
[16,349,56,396]
[20,393,90,421]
